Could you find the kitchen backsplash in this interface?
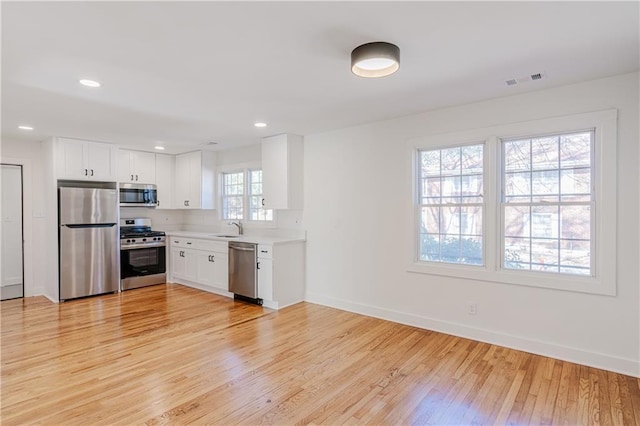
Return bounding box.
[120,207,184,230]
[120,207,304,238]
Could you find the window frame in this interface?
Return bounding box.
[408,109,617,296]
[218,162,275,225]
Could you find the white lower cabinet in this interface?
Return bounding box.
[196,250,228,291]
[170,247,185,277]
[257,257,273,301]
[257,242,305,310]
[169,235,304,309]
[169,237,229,294]
[171,246,197,282]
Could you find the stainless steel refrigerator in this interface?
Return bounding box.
[59,187,119,300]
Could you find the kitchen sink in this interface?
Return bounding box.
[210,234,240,238]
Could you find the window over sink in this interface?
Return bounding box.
[221,169,273,222]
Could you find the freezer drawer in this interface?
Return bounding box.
[60,224,119,300]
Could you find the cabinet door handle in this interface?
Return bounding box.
[260,250,268,253]
[131,174,134,181]
[186,200,190,206]
[257,261,260,270]
[186,242,192,245]
[135,174,138,181]
[84,169,88,176]
[174,240,179,243]
[184,200,187,206]
[262,198,265,206]
[157,200,160,207]
[90,169,94,176]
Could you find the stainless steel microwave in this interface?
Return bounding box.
[119,183,158,207]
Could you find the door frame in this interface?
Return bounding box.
[1,158,34,297]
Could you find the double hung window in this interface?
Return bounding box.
[412,110,617,295]
[222,169,273,222]
[418,144,484,265]
[502,131,593,275]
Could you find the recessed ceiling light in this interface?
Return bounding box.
[79,79,101,88]
[254,122,267,128]
[154,146,165,150]
[18,125,34,131]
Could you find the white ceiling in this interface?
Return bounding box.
[2,1,638,154]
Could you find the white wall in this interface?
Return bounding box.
[0,138,46,297]
[120,207,184,231]
[304,72,640,376]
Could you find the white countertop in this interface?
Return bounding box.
[165,230,305,245]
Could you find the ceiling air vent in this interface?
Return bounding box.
[505,72,546,86]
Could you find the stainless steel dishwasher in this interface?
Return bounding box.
[228,241,262,305]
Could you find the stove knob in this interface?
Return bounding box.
[127,239,131,243]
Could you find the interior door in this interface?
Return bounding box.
[1,164,24,300]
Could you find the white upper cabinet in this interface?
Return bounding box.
[55,137,117,181]
[118,150,156,184]
[175,151,216,209]
[155,154,175,209]
[261,134,303,210]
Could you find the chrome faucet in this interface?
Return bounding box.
[229,221,243,235]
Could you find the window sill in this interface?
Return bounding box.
[407,262,616,296]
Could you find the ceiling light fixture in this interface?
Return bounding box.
[79,79,101,88]
[154,146,165,150]
[254,122,267,128]
[351,41,400,78]
[18,125,34,131]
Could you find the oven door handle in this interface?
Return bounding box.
[120,242,167,250]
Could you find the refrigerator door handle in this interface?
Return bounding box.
[63,223,117,229]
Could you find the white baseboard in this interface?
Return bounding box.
[169,279,234,299]
[42,293,58,303]
[306,292,639,378]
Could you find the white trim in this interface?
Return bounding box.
[169,279,281,309]
[408,109,617,296]
[306,292,639,377]
[218,165,276,227]
[0,158,35,298]
[168,278,234,299]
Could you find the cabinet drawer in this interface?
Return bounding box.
[257,244,273,259]
[197,240,228,253]
[171,237,196,248]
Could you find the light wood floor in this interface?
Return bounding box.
[1,284,639,425]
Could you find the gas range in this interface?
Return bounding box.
[120,218,166,249]
[120,218,167,291]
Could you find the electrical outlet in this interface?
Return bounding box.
[468,303,477,315]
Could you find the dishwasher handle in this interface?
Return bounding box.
[230,246,255,252]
